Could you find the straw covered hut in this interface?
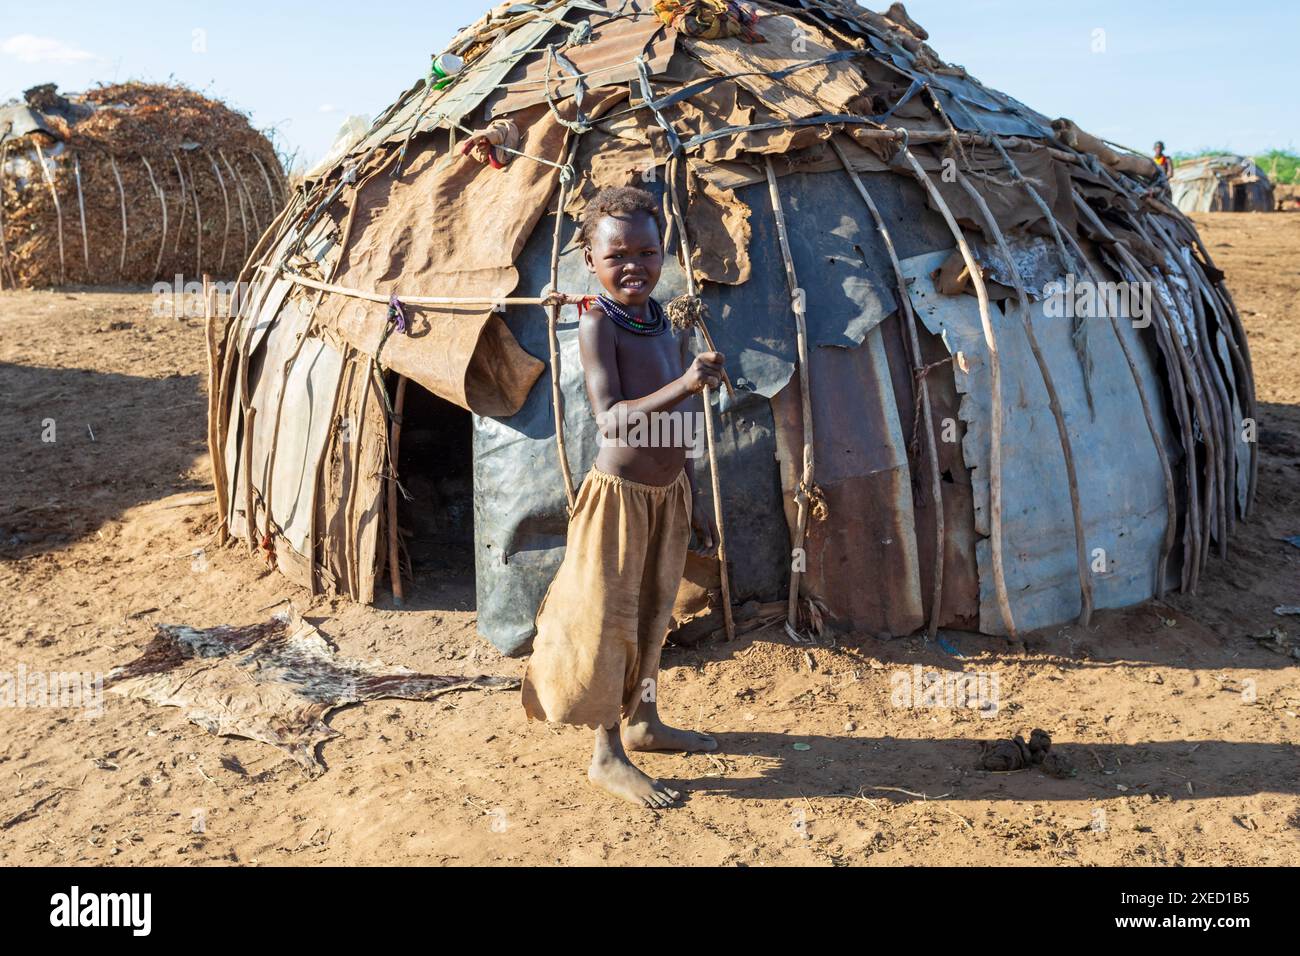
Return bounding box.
[0,82,286,288]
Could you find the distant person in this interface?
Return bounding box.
[1153,142,1173,180]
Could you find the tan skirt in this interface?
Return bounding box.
[521,466,692,729]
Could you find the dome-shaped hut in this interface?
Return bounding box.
[1171,153,1275,213]
[211,0,1256,655]
[0,82,286,288]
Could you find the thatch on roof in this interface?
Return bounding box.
[1171,154,1275,214]
[0,82,287,288]
[210,0,1257,654]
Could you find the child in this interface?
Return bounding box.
[521,186,725,808]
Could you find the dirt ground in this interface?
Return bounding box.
[1,212,1297,867]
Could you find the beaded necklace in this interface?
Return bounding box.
[597,292,667,336]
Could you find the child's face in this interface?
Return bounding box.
[583,211,663,306]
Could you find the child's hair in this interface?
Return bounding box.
[578,186,666,249]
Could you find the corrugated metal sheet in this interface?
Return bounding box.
[900,246,1179,634]
[770,330,925,636]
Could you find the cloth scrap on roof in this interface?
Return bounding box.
[914,143,1078,241]
[681,7,869,119]
[563,111,665,214]
[461,117,520,169]
[488,9,678,116]
[654,0,765,42]
[687,172,752,284]
[669,79,833,162]
[1052,118,1157,180]
[312,89,627,417]
[107,612,518,774]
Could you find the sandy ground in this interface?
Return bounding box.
[1,212,1297,867]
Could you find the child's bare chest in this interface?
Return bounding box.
[614,330,683,402]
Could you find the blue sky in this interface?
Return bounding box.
[2,1,1296,168]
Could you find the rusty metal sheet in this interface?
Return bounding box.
[770,324,925,636]
[876,310,981,630]
[900,247,1179,635]
[487,11,677,117]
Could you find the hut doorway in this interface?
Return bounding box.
[392,383,476,606]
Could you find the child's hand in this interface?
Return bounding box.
[682,351,726,394]
[691,500,718,557]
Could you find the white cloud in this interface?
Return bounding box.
[0,34,98,64]
[318,103,338,113]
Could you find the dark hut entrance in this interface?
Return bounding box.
[392,384,475,607]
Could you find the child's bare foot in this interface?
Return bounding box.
[623,718,718,753]
[588,750,682,808]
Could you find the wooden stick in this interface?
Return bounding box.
[547,133,580,511]
[763,156,817,637]
[309,355,351,595]
[668,153,734,642]
[236,158,263,239]
[1150,262,1219,578]
[248,151,279,213]
[171,151,188,255]
[957,173,1094,627]
[218,149,250,265]
[1157,202,1259,497]
[388,375,408,605]
[1113,244,1203,592]
[343,361,374,600]
[1144,213,1237,550]
[982,136,1096,412]
[898,147,1017,638]
[663,157,736,398]
[1116,209,1224,575]
[1082,169,1232,562]
[139,155,167,281]
[207,151,232,272]
[107,154,127,277]
[203,276,230,545]
[33,141,66,285]
[214,188,336,568]
[831,137,945,641]
[688,312,736,398]
[241,406,258,553]
[72,153,89,275]
[186,152,203,279]
[1114,209,1224,565]
[0,142,10,289]
[1154,217,1250,527]
[274,268,592,307]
